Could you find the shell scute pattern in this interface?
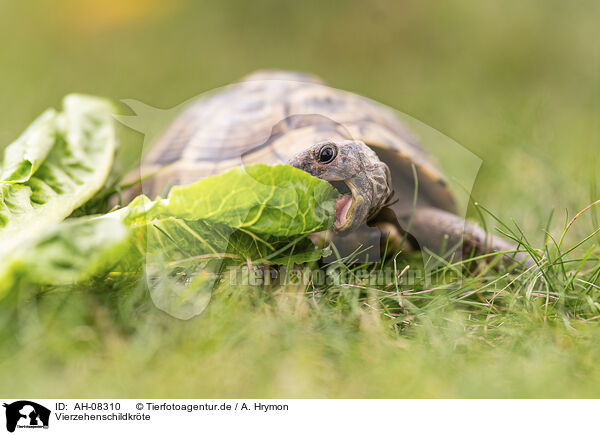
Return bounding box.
[139,70,454,212]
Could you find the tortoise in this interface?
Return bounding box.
[126,70,529,265]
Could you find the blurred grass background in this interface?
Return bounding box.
[2,0,599,231]
[1,0,599,398]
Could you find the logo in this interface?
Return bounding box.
[3,401,50,433]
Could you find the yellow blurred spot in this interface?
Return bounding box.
[56,0,181,33]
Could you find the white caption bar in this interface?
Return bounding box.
[1,399,596,434]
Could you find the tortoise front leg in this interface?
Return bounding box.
[373,206,533,268]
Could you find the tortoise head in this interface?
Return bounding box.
[288,140,392,233]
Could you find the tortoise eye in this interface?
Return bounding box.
[318,144,337,164]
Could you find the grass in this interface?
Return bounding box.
[1,206,599,398]
[0,0,599,398]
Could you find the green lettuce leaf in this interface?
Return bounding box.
[0,216,130,300]
[0,94,117,255]
[0,164,337,302]
[119,164,338,266]
[117,164,338,318]
[166,164,337,237]
[0,109,57,183]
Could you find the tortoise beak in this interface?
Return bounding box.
[333,179,366,233]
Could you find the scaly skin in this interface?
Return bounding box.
[288,140,391,233]
[289,141,532,268]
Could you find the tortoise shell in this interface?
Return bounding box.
[137,70,456,214]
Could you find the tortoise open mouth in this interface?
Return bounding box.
[329,181,357,231]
